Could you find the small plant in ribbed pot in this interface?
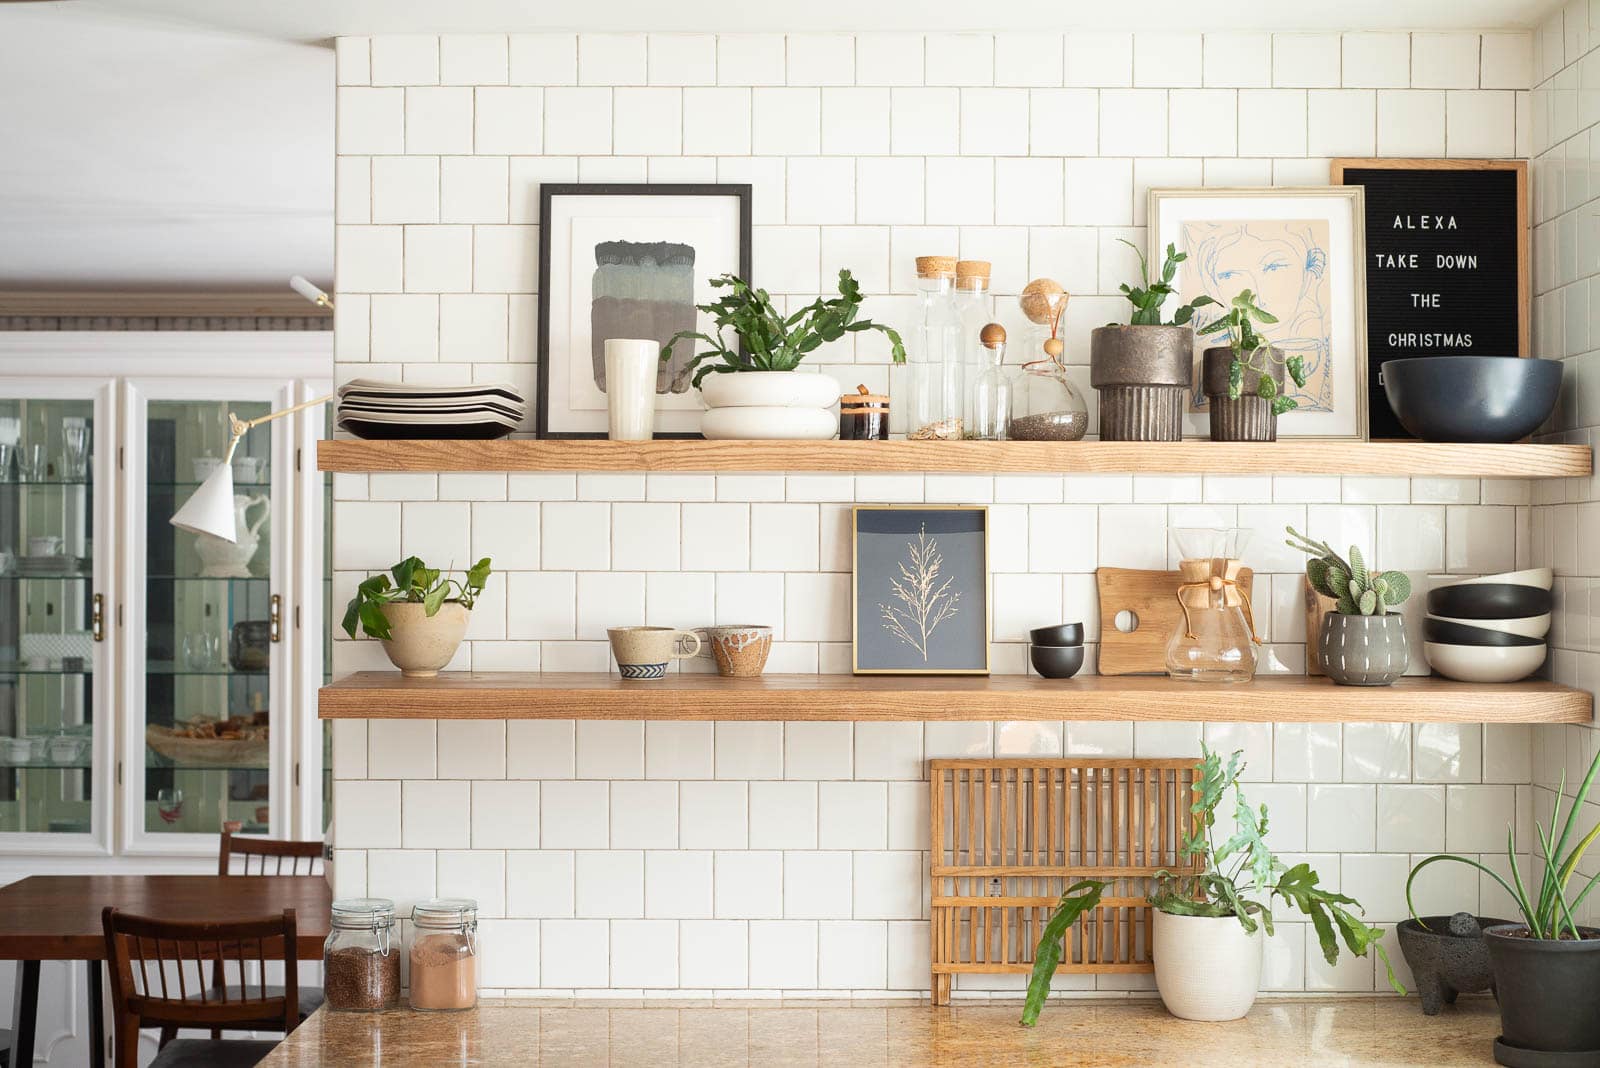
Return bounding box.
[1286,527,1411,686]
[1197,290,1306,442]
[1407,745,1600,1064]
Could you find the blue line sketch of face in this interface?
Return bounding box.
[1184,221,1333,413]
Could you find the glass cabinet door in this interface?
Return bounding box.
[125,381,293,851]
[0,381,114,851]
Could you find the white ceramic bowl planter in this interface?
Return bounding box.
[698,371,840,440]
[1152,910,1264,1021]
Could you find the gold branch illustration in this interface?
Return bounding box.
[878,523,961,661]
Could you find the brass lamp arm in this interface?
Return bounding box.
[222,394,334,463]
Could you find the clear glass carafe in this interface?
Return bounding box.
[907,257,964,440]
[324,898,399,1012]
[1164,527,1259,683]
[971,324,1012,440]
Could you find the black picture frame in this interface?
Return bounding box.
[536,183,753,440]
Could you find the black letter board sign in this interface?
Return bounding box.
[1330,159,1529,440]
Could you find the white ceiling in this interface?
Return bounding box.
[75,0,1563,36]
[0,3,331,290]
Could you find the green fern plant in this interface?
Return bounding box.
[1113,240,1217,326]
[1020,880,1106,1026]
[1285,526,1412,616]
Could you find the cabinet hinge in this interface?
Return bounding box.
[116,761,122,786]
[294,605,302,630]
[117,446,124,471]
[294,763,300,788]
[116,604,123,627]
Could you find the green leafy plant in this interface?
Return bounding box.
[1409,746,1600,941]
[341,556,492,641]
[661,269,905,390]
[1285,526,1412,616]
[1152,745,1402,993]
[1197,289,1307,416]
[1020,880,1106,1027]
[1114,240,1218,326]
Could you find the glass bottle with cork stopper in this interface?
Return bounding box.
[953,260,993,436]
[907,255,963,440]
[970,323,1012,441]
[1010,278,1089,441]
[839,384,890,441]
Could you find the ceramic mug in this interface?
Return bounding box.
[26,535,62,558]
[607,627,701,680]
[695,625,774,677]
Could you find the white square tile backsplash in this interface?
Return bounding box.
[326,28,1560,998]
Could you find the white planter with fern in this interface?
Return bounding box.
[1153,910,1264,1021]
[699,371,841,440]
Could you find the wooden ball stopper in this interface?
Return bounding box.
[1020,278,1067,325]
[980,323,1007,348]
[1042,337,1065,357]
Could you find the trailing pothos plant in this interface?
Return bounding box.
[341,555,492,641]
[1113,239,1217,326]
[1197,290,1307,416]
[1153,745,1403,992]
[661,269,906,390]
[1286,526,1412,616]
[1408,744,1600,941]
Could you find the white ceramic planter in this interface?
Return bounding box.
[377,601,470,677]
[1152,910,1264,1021]
[698,370,841,439]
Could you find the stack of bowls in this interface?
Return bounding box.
[1423,569,1552,683]
[1030,624,1084,679]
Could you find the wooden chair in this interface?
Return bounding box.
[218,830,324,877]
[101,907,296,1068]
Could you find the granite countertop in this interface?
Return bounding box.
[258,995,1500,1066]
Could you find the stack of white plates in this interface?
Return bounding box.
[336,380,524,440]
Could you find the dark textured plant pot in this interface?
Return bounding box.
[1485,924,1600,1064]
[1317,612,1409,686]
[1203,346,1284,443]
[1090,325,1192,441]
[1397,914,1510,1016]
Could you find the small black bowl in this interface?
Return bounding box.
[1426,583,1553,621]
[1030,623,1084,646]
[1423,617,1545,647]
[1382,356,1561,443]
[1030,644,1085,680]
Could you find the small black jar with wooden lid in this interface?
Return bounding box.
[839,385,889,440]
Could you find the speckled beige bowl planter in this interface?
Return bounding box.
[377,602,470,677]
[1153,910,1264,1022]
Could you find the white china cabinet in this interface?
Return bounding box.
[0,334,331,865]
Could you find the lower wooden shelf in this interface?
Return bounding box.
[317,672,1591,723]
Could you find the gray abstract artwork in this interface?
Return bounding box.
[854,508,988,673]
[590,240,697,394]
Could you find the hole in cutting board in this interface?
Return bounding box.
[1114,610,1140,633]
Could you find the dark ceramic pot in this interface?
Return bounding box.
[1030,623,1084,645]
[1030,644,1085,679]
[1397,914,1510,1016]
[1090,325,1193,441]
[1382,356,1562,443]
[1485,924,1600,1064]
[1317,612,1409,686]
[1203,346,1284,442]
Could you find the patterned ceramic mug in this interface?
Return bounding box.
[695,625,774,677]
[607,627,701,680]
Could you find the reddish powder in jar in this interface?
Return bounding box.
[409,933,476,1011]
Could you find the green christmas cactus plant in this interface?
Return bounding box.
[1285,526,1413,616]
[1198,290,1307,416]
[661,269,905,389]
[1113,239,1217,326]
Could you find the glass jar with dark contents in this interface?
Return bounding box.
[839,385,889,441]
[323,898,400,1012]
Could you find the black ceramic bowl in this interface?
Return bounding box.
[1426,583,1553,620]
[1423,617,1545,647]
[1382,356,1561,443]
[1030,623,1084,646]
[1030,644,1085,680]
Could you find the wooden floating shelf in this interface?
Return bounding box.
[317,439,1589,478]
[318,672,1591,724]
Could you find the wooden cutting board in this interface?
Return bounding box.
[1095,566,1254,676]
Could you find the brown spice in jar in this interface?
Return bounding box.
[409,933,477,1011]
[325,945,400,1012]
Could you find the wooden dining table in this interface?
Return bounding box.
[0,874,331,1067]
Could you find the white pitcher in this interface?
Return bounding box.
[194,494,269,577]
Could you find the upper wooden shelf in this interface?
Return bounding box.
[318,672,1591,724]
[316,439,1589,479]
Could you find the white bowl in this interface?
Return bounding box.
[1424,642,1547,683]
[699,370,841,410]
[701,405,837,440]
[1430,568,1553,592]
[1426,613,1551,639]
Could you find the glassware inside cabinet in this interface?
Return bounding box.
[0,396,97,835]
[144,399,273,835]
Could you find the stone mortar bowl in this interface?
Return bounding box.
[1397,912,1512,1015]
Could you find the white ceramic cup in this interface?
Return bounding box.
[27,535,61,557]
[604,338,659,441]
